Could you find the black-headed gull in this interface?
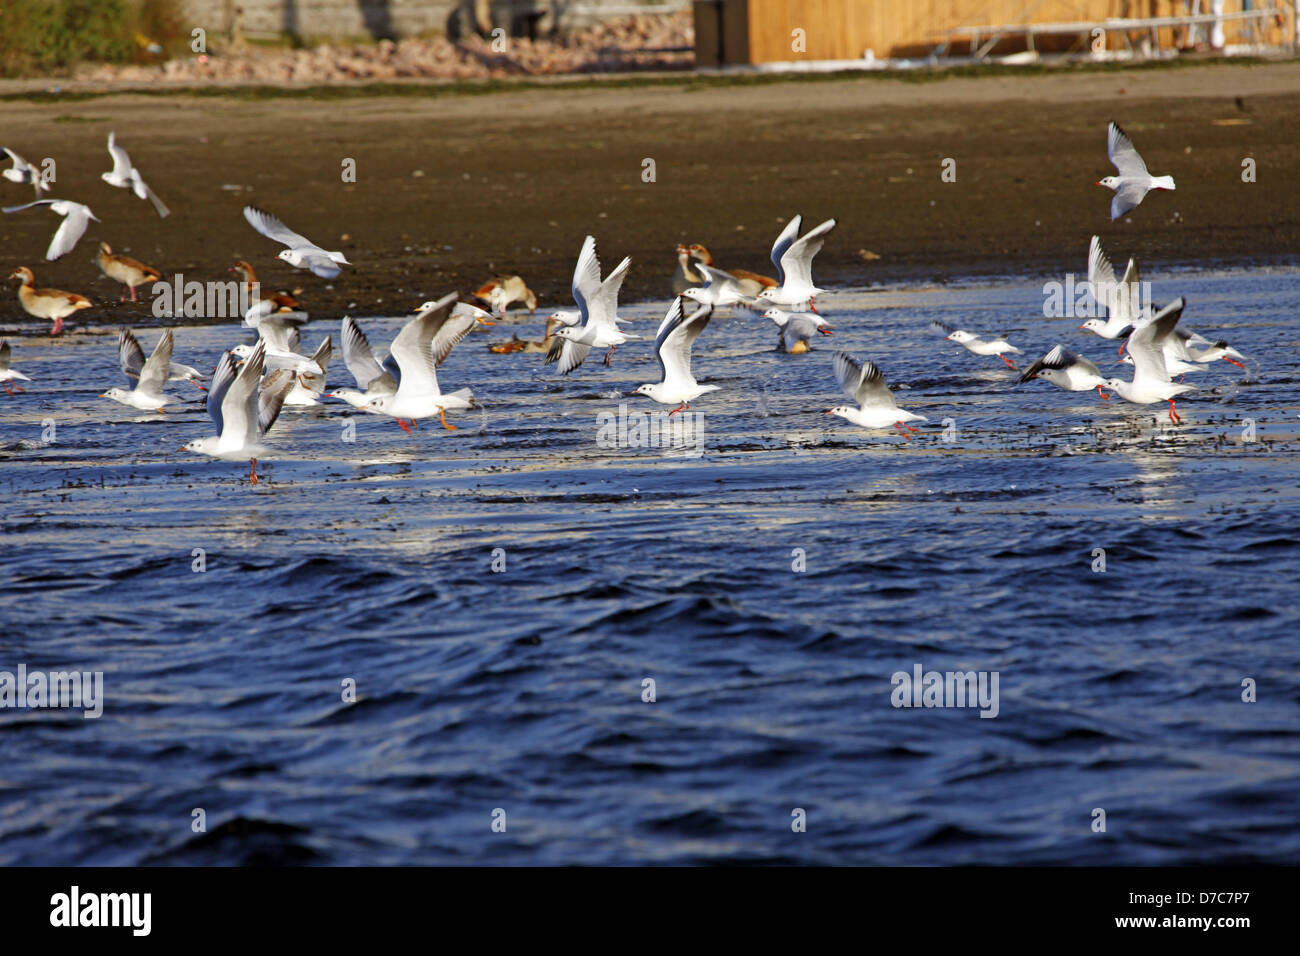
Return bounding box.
[243,205,350,279]
[1170,327,1247,369]
[102,329,178,411]
[284,336,332,406]
[1018,345,1110,399]
[1105,297,1195,423]
[9,266,91,335]
[328,315,400,409]
[762,307,832,353]
[547,235,637,374]
[96,243,161,303]
[364,292,478,431]
[932,319,1023,369]
[3,199,99,261]
[0,340,32,394]
[1,147,50,198]
[681,263,751,309]
[827,352,927,438]
[757,214,836,310]
[1079,235,1143,343]
[181,340,294,486]
[1099,122,1175,220]
[686,243,777,297]
[101,132,169,218]
[633,296,717,414]
[118,326,207,391]
[234,310,322,378]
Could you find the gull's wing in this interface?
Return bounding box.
[768,215,802,284]
[930,318,958,336]
[222,340,264,444]
[695,263,741,297]
[297,252,342,279]
[586,255,630,332]
[570,235,603,326]
[785,315,821,345]
[207,351,239,432]
[106,132,132,181]
[655,300,712,385]
[1128,297,1185,385]
[306,335,332,375]
[46,203,92,260]
[342,316,386,389]
[1018,345,1100,383]
[779,218,836,288]
[389,292,458,394]
[256,313,308,353]
[1110,182,1150,220]
[129,168,170,218]
[2,199,57,214]
[0,340,10,373]
[256,369,294,442]
[137,329,174,398]
[546,336,592,376]
[1108,122,1151,178]
[1087,235,1117,300]
[833,351,897,410]
[243,205,315,250]
[118,328,146,382]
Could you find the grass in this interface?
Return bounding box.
[0,0,182,78]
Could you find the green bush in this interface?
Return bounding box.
[0,0,183,78]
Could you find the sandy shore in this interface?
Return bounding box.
[1,61,1297,328]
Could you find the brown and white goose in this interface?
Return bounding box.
[9,266,91,335]
[97,243,161,302]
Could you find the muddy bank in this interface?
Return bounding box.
[1,62,1297,330]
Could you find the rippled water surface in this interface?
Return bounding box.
[2,267,1299,865]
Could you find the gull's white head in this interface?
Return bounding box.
[181,436,220,455]
[681,288,709,304]
[326,389,368,408]
[277,250,302,266]
[826,405,855,421]
[230,343,254,361]
[100,387,130,402]
[756,288,779,303]
[633,384,658,399]
[761,308,789,326]
[552,326,582,342]
[1079,318,1109,335]
[364,394,393,414]
[1097,176,1120,190]
[946,329,974,343]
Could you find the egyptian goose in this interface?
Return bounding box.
[97,243,161,302]
[230,260,300,319]
[686,243,777,298]
[671,243,704,295]
[488,315,563,354]
[472,275,537,316]
[9,267,91,335]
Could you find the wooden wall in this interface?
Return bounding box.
[732,0,1290,64]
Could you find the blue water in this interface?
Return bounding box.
[2,266,1298,865]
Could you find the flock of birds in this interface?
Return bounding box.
[0,122,1254,484]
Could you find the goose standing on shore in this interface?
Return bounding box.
[9,267,92,335]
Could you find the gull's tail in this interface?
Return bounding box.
[1152,175,1176,191]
